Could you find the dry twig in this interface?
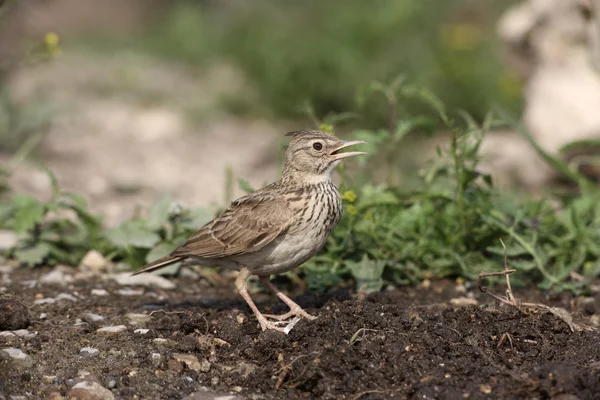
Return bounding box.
[478,238,591,333]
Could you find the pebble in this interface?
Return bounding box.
[173,354,211,373]
[182,387,245,400]
[34,298,56,305]
[96,325,127,335]
[449,297,479,307]
[66,381,115,400]
[126,313,152,324]
[91,289,109,296]
[153,338,177,347]
[12,329,36,338]
[43,375,58,383]
[20,280,37,288]
[110,272,176,289]
[82,313,106,323]
[0,230,17,250]
[0,331,15,337]
[10,395,27,400]
[0,265,13,274]
[117,288,144,296]
[56,293,78,302]
[134,329,149,335]
[80,347,100,358]
[80,250,108,273]
[40,270,74,285]
[0,347,34,369]
[47,392,63,400]
[150,353,162,367]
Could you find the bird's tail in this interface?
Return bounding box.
[132,255,182,275]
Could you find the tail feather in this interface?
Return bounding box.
[132,255,182,275]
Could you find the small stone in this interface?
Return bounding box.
[40,270,74,285]
[91,289,109,296]
[12,329,36,338]
[82,313,105,323]
[0,331,15,337]
[0,297,30,330]
[0,265,14,274]
[47,392,63,400]
[80,250,108,273]
[106,379,117,389]
[110,272,176,289]
[480,384,492,394]
[34,298,56,305]
[150,353,162,367]
[449,297,479,308]
[66,381,115,400]
[153,338,177,347]
[0,347,34,369]
[43,375,58,383]
[134,329,149,335]
[10,396,27,400]
[39,313,47,320]
[96,325,127,335]
[126,313,152,324]
[56,293,78,302]
[421,279,431,289]
[117,288,144,296]
[80,347,100,358]
[182,388,245,400]
[0,230,17,250]
[172,354,208,373]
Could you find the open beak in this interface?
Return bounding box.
[329,140,367,160]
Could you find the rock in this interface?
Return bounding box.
[182,387,246,400]
[56,293,78,302]
[66,381,115,400]
[34,298,56,305]
[173,354,211,373]
[0,347,34,369]
[40,270,74,285]
[80,250,108,273]
[125,313,152,324]
[43,375,58,383]
[0,265,14,274]
[449,297,479,308]
[110,272,175,289]
[153,338,177,347]
[0,331,15,338]
[0,230,17,250]
[47,392,63,400]
[12,329,36,338]
[134,329,149,335]
[117,288,144,296]
[91,289,109,296]
[82,313,105,323]
[150,353,162,367]
[0,297,30,330]
[96,325,127,335]
[80,347,100,358]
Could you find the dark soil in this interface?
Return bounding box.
[1,267,599,399]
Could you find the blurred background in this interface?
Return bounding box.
[0,0,598,225]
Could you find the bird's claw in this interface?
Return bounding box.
[258,316,302,334]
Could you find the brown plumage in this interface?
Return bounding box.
[134,130,366,332]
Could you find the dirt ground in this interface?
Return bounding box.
[0,264,599,400]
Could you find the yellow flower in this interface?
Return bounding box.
[341,190,357,203]
[346,204,358,216]
[319,124,335,135]
[44,32,61,57]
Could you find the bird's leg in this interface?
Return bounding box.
[259,276,316,321]
[235,268,288,332]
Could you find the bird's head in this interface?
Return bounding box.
[282,130,366,182]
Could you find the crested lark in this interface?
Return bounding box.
[133,130,366,332]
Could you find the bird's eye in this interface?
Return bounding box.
[313,142,323,151]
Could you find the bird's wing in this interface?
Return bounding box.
[170,191,293,259]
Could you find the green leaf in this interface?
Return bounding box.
[146,241,179,264]
[146,197,174,230]
[106,220,161,249]
[11,195,45,233]
[14,242,51,266]
[346,255,385,293]
[237,178,255,194]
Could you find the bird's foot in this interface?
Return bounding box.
[263,307,316,322]
[257,315,301,334]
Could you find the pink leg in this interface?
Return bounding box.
[235,268,288,332]
[259,276,316,321]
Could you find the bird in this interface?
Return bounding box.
[133,130,366,332]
